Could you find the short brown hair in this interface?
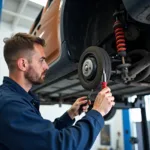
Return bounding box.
[3,32,45,72]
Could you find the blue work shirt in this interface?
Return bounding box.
[0,77,104,150]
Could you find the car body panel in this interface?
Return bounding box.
[31,0,61,65]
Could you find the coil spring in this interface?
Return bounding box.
[113,20,126,53]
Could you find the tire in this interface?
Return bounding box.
[78,46,111,90]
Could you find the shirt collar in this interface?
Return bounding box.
[3,76,34,102]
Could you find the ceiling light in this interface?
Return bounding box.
[29,0,47,6]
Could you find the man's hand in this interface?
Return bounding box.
[92,87,115,117]
[67,97,91,119]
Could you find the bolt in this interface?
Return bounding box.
[85,65,88,71]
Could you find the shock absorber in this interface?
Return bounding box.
[113,17,126,64]
[113,11,131,82]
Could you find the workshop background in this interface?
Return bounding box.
[0,0,150,150]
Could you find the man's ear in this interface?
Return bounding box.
[17,58,28,71]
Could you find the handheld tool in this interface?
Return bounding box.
[101,70,107,89]
[78,89,93,115]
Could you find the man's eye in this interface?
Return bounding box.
[39,57,46,63]
[40,59,44,62]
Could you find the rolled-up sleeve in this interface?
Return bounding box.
[0,101,104,150]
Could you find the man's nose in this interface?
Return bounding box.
[43,62,49,70]
[45,63,49,70]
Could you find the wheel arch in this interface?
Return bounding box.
[61,0,118,62]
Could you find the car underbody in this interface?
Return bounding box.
[31,0,150,119]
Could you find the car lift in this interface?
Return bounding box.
[139,96,149,150]
[115,96,150,150]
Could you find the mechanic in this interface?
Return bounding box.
[0,33,115,150]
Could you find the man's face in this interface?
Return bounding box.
[24,44,49,85]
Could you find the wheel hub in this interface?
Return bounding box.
[82,57,96,80]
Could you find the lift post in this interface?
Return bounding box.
[139,96,150,150]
